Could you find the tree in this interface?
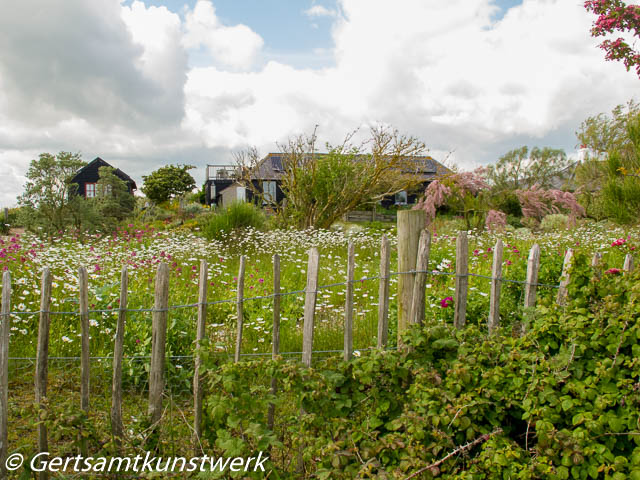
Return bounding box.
[576,101,640,222]
[236,126,428,229]
[487,146,570,191]
[17,152,87,235]
[91,166,136,230]
[141,164,196,204]
[584,0,640,78]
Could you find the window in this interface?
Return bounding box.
[85,183,96,198]
[236,186,246,202]
[263,180,276,204]
[98,184,112,197]
[395,190,407,205]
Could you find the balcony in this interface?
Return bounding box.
[206,164,240,181]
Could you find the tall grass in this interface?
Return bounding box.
[202,201,266,240]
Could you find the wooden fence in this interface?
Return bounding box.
[0,210,636,478]
[343,209,396,223]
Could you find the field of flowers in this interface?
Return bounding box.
[1,219,637,375]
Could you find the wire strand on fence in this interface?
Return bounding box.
[3,269,560,316]
[8,346,399,362]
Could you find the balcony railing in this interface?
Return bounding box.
[206,164,240,181]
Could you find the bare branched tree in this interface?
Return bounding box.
[233,125,430,229]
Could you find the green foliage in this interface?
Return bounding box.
[17,152,87,236]
[266,126,426,229]
[540,213,569,232]
[141,164,196,204]
[493,191,523,217]
[202,201,266,240]
[578,101,640,224]
[89,166,136,230]
[203,258,640,478]
[488,146,570,191]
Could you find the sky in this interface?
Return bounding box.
[0,0,638,207]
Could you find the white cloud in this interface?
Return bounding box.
[1,0,639,209]
[182,0,264,71]
[183,0,638,167]
[305,5,338,18]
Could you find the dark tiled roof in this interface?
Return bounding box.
[250,153,450,181]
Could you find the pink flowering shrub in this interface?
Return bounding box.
[516,185,585,226]
[414,168,489,227]
[485,209,507,232]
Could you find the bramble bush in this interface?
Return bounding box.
[202,254,640,479]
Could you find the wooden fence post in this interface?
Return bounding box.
[521,243,541,335]
[397,210,426,339]
[2,208,7,224]
[623,253,634,273]
[488,239,503,335]
[0,271,11,479]
[302,248,320,368]
[111,266,127,448]
[148,262,169,442]
[377,235,391,348]
[344,243,355,361]
[234,256,246,363]
[410,229,431,325]
[454,231,469,329]
[35,268,52,480]
[591,252,602,281]
[267,254,281,430]
[193,260,207,453]
[556,249,574,306]
[524,244,540,310]
[78,267,90,457]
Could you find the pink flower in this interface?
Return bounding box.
[606,268,622,275]
[258,278,264,284]
[440,296,453,308]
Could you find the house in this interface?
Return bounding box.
[204,153,450,208]
[70,157,137,198]
[204,154,285,207]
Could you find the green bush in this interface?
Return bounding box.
[203,256,640,478]
[540,213,569,231]
[202,201,266,240]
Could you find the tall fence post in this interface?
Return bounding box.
[623,253,634,273]
[454,231,469,329]
[193,260,208,453]
[397,210,426,340]
[302,248,320,368]
[377,235,391,348]
[410,229,431,325]
[488,239,503,334]
[0,271,11,479]
[556,249,574,306]
[78,267,90,457]
[2,209,7,225]
[299,248,320,474]
[522,244,541,335]
[148,262,169,447]
[111,266,127,449]
[35,268,52,480]
[344,243,355,361]
[234,256,246,363]
[267,254,281,430]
